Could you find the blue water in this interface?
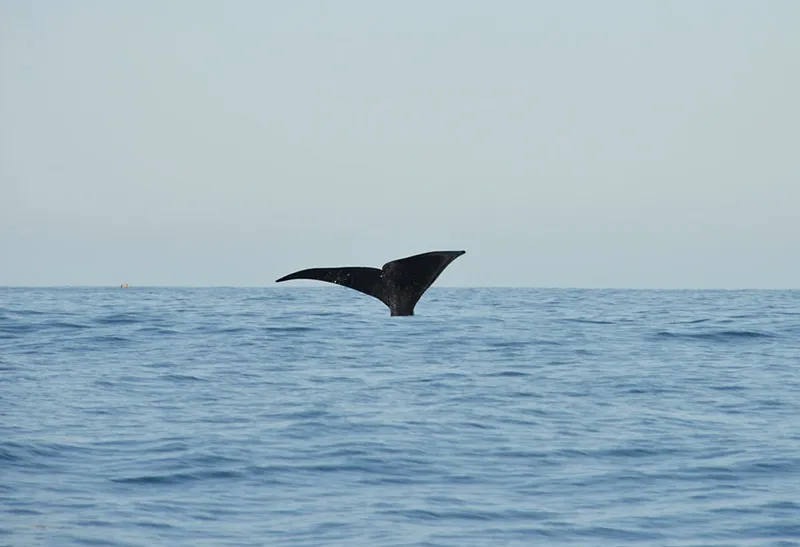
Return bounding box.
[2,287,800,546]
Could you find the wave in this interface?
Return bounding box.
[379,507,555,522]
[562,318,615,324]
[160,374,208,383]
[655,329,775,341]
[86,335,133,344]
[112,469,243,485]
[262,326,316,333]
[673,318,712,324]
[483,370,530,377]
[95,313,142,325]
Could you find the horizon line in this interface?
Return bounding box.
[1,285,798,291]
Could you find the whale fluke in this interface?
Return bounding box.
[275,250,465,316]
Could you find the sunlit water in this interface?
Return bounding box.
[2,287,799,546]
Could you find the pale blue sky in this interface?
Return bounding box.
[2,1,798,287]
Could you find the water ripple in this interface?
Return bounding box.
[1,287,799,546]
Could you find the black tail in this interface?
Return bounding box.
[275,250,465,316]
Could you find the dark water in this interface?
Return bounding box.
[2,287,800,546]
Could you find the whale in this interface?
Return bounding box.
[275,250,465,316]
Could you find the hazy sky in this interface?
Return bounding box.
[2,1,798,288]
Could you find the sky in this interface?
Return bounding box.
[1,1,798,288]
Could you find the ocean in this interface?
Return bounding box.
[2,287,799,546]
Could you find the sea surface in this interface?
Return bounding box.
[2,287,800,546]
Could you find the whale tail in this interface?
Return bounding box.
[275,250,465,316]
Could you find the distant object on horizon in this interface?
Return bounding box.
[275,250,466,316]
[120,283,129,288]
